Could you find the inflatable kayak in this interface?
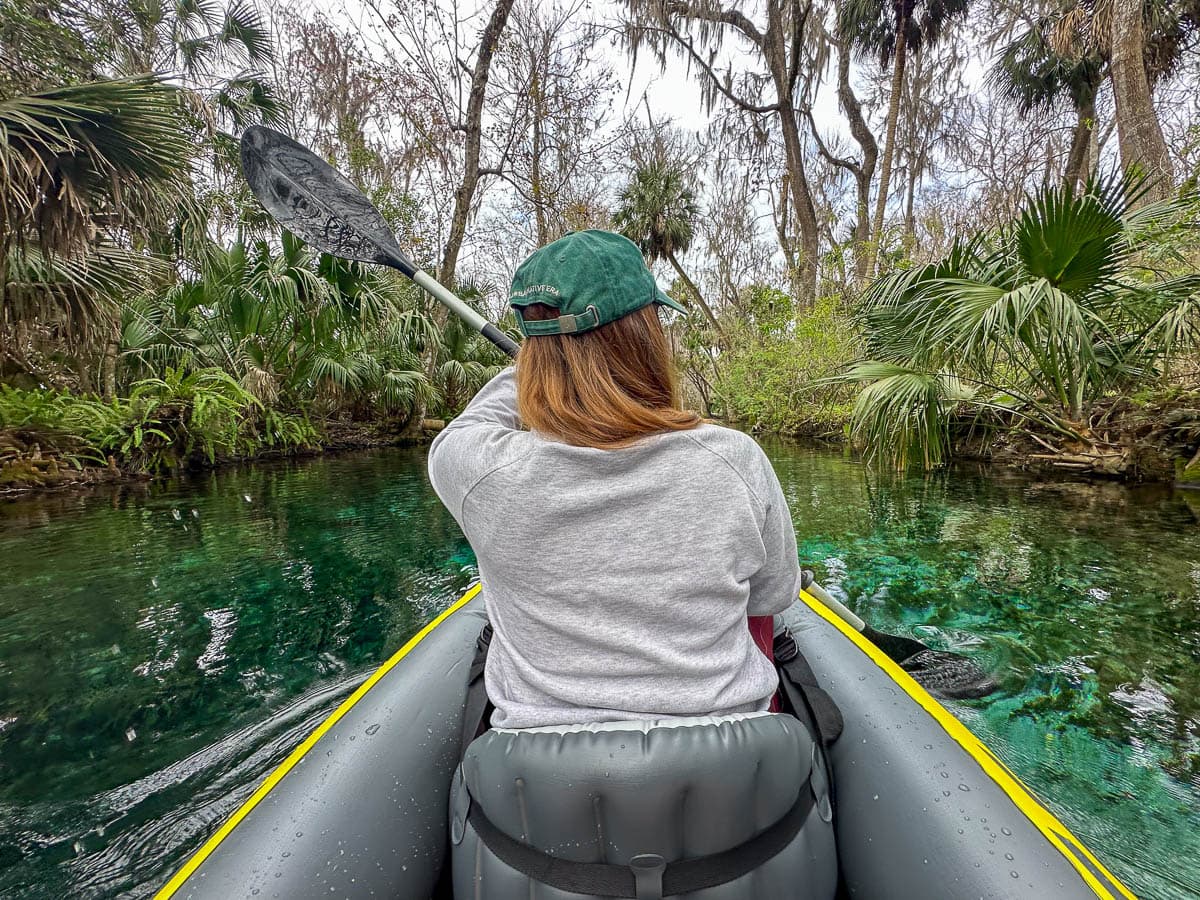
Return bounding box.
[155,585,1134,899]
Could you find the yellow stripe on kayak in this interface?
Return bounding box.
[155,583,481,900]
[797,588,1136,900]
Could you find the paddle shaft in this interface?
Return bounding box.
[411,270,519,358]
[804,580,866,632]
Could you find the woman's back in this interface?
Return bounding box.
[429,369,799,728]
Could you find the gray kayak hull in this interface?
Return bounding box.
[156,586,1132,899]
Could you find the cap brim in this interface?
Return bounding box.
[654,289,687,315]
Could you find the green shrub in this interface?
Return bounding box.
[713,291,861,434]
[1,368,319,474]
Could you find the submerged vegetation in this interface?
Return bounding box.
[1,0,1199,491]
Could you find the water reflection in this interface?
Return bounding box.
[0,450,474,898]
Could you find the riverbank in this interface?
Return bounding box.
[950,388,1200,486]
[7,378,1200,502]
[0,417,442,500]
[752,384,1200,487]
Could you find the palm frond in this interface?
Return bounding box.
[839,362,974,469]
[0,76,193,257]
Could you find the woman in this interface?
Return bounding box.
[428,229,801,729]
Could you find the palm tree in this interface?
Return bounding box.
[0,77,193,384]
[833,175,1200,469]
[1044,0,1200,201]
[433,308,505,415]
[992,21,1105,189]
[839,0,970,275]
[123,235,438,420]
[0,77,192,256]
[89,0,283,130]
[612,161,718,330]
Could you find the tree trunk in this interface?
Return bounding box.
[102,321,119,401]
[438,0,517,287]
[776,106,820,304]
[774,174,799,296]
[665,251,720,332]
[1064,98,1095,189]
[760,2,819,305]
[868,15,908,276]
[529,46,548,245]
[1109,0,1172,202]
[836,39,878,286]
[900,47,923,253]
[902,151,920,251]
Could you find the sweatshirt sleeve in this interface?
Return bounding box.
[427,367,522,525]
[746,457,803,616]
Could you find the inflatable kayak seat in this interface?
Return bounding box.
[450,712,838,899]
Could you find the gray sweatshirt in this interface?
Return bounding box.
[427,369,801,728]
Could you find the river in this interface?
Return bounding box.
[1,445,1197,898]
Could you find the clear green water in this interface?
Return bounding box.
[0,446,1197,898]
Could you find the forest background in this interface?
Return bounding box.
[2,0,1199,492]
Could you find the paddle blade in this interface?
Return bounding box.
[240,126,417,277]
[863,625,999,700]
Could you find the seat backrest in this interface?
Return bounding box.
[450,712,838,899]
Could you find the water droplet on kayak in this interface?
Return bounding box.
[1011,871,1020,878]
[940,771,950,778]
[1001,827,1012,836]
[943,790,951,797]
[872,794,879,801]
[282,851,291,858]
[958,784,970,792]
[366,723,380,736]
[1005,853,1014,861]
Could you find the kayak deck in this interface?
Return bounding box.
[156,585,1135,899]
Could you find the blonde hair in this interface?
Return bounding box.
[515,304,700,448]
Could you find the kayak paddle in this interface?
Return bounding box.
[240,126,998,700]
[239,126,520,358]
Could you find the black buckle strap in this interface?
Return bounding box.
[774,627,844,746]
[630,854,666,900]
[459,624,494,760]
[466,775,816,897]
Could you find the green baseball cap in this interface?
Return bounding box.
[509,230,686,336]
